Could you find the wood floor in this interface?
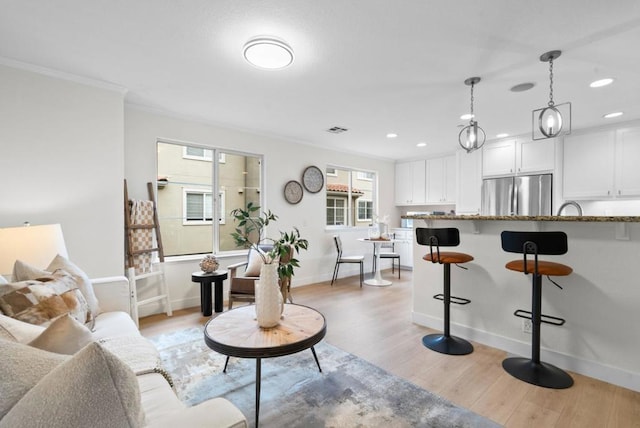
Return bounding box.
[139,270,640,428]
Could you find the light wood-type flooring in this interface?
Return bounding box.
[139,270,640,427]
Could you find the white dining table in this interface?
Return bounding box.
[358,237,397,286]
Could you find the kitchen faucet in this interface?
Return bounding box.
[556,200,583,216]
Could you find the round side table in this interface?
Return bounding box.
[191,270,228,316]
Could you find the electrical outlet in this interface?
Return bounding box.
[522,319,533,334]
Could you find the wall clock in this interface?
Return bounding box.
[284,180,303,204]
[302,165,324,193]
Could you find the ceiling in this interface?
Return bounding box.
[2,0,640,161]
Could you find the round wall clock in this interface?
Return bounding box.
[284,180,303,204]
[302,165,324,193]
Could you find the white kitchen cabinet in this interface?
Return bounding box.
[456,149,482,214]
[564,127,640,200]
[426,155,456,204]
[615,127,640,197]
[482,139,516,176]
[391,228,413,269]
[563,130,615,199]
[517,138,556,174]
[395,160,426,205]
[483,138,555,177]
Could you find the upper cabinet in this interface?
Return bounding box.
[564,127,640,199]
[426,155,456,204]
[395,160,426,205]
[482,138,555,177]
[456,149,482,214]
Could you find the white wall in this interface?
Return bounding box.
[0,64,125,277]
[124,106,396,315]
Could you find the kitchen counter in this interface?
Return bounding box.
[402,214,640,222]
[409,217,640,392]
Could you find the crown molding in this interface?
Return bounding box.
[0,56,128,95]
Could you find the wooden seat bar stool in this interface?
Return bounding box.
[501,230,574,389]
[416,227,474,355]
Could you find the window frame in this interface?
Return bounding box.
[357,198,373,222]
[182,188,213,225]
[325,165,378,228]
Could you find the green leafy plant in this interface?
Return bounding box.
[230,202,309,300]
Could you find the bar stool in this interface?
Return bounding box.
[416,227,473,355]
[501,230,574,389]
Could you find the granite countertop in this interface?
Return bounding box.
[402,215,640,222]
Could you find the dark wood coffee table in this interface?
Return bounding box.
[204,304,326,427]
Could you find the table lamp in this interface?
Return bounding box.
[0,223,68,278]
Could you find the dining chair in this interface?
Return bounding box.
[331,235,364,287]
[372,233,401,279]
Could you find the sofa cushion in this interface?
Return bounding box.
[0,339,67,419]
[91,311,141,341]
[0,342,145,428]
[0,271,91,326]
[28,313,94,355]
[0,313,46,343]
[12,254,101,317]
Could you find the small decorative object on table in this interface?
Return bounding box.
[199,255,219,273]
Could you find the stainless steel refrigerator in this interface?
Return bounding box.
[481,174,552,216]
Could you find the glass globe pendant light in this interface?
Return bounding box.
[533,50,571,140]
[458,77,486,153]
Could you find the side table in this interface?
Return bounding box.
[191,270,228,316]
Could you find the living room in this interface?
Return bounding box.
[2,1,640,427]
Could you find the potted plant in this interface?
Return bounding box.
[230,203,309,323]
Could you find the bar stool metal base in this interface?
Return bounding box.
[422,334,474,355]
[503,357,573,389]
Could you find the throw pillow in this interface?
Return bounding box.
[0,313,46,343]
[245,247,266,277]
[0,342,145,428]
[0,271,90,326]
[0,339,68,419]
[28,313,94,355]
[12,254,101,316]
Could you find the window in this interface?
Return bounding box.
[325,166,377,227]
[357,199,373,221]
[184,190,212,223]
[157,141,263,256]
[327,197,346,226]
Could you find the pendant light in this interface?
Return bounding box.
[532,50,571,140]
[458,77,486,153]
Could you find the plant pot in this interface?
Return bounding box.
[255,263,283,328]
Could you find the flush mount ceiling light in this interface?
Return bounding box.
[458,77,486,153]
[603,111,623,119]
[590,78,614,88]
[460,113,474,120]
[243,37,294,69]
[416,142,427,147]
[496,133,509,138]
[532,50,571,140]
[386,133,398,138]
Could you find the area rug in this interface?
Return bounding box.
[148,327,501,428]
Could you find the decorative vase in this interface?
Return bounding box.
[255,263,283,328]
[199,255,219,273]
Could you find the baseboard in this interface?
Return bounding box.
[412,311,640,393]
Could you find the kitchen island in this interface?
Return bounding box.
[404,214,640,392]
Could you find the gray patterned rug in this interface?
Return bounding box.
[148,327,501,428]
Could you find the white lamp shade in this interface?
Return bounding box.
[0,224,68,276]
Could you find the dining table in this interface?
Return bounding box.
[358,237,397,286]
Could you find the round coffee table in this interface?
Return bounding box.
[204,304,326,427]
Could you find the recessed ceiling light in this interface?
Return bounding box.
[243,37,294,69]
[590,78,614,88]
[510,82,536,92]
[496,133,509,138]
[386,133,398,138]
[460,114,474,120]
[603,111,623,119]
[416,142,427,147]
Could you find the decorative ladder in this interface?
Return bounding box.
[124,180,172,326]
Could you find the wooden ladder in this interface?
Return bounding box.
[124,180,172,326]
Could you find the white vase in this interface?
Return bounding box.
[255,263,283,328]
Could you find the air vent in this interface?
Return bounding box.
[326,126,348,134]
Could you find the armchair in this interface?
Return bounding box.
[227,245,293,310]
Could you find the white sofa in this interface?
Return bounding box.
[1,275,247,428]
